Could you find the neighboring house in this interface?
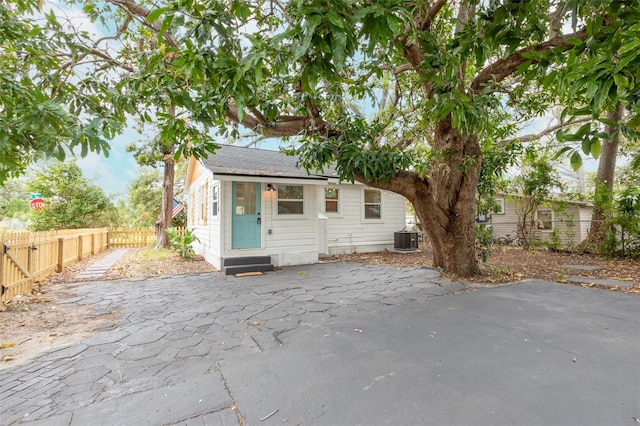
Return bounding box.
[184,145,407,270]
[482,195,593,246]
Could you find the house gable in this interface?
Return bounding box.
[185,157,209,192]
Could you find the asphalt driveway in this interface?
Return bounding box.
[1,262,638,425]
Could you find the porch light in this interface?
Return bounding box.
[267,183,276,192]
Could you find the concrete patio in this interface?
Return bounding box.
[1,262,638,425]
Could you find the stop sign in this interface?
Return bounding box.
[29,198,45,211]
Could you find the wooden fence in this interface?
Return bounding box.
[108,227,157,248]
[1,227,184,302]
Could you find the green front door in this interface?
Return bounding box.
[232,182,261,249]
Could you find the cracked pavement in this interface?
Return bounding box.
[1,262,638,425]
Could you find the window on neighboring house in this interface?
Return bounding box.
[325,188,339,213]
[494,198,505,215]
[211,184,219,217]
[364,189,381,219]
[537,209,553,230]
[199,183,208,225]
[277,185,303,214]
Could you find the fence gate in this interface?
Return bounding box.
[1,243,34,301]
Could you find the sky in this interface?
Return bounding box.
[41,1,278,200]
[71,128,281,200]
[73,128,140,199]
[39,1,598,200]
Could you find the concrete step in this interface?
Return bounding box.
[223,263,274,276]
[223,256,271,267]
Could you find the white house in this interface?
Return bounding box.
[184,145,407,273]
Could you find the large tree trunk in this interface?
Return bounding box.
[156,104,177,249]
[585,102,623,246]
[368,118,482,277]
[425,119,482,276]
[155,156,175,249]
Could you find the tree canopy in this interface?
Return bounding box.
[27,162,119,230]
[0,0,116,184]
[5,0,640,275]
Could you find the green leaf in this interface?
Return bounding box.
[147,7,171,22]
[295,15,322,60]
[387,14,401,35]
[553,146,574,160]
[586,16,603,37]
[593,79,613,116]
[570,151,583,171]
[613,73,628,91]
[585,80,599,100]
[576,123,591,137]
[332,32,347,70]
[590,139,601,159]
[327,13,344,29]
[254,59,263,85]
[45,9,60,27]
[300,65,311,92]
[618,38,640,56]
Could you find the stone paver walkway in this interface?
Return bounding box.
[74,249,129,280]
[0,263,463,425]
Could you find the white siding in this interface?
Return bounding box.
[190,172,407,268]
[535,206,577,246]
[579,207,592,241]
[326,184,406,254]
[220,181,320,267]
[190,174,223,269]
[489,197,520,239]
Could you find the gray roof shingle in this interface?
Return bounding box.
[200,144,336,180]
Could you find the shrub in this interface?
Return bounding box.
[475,224,493,263]
[167,227,200,258]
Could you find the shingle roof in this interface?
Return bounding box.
[200,144,337,180]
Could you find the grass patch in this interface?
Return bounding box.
[136,248,176,261]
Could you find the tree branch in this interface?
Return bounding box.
[225,105,323,138]
[106,0,179,49]
[471,28,588,94]
[549,3,566,38]
[454,2,474,35]
[94,15,132,47]
[419,0,448,31]
[501,116,593,147]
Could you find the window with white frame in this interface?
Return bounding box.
[364,189,381,219]
[537,209,553,230]
[277,185,303,214]
[211,184,219,217]
[325,188,339,213]
[494,198,505,214]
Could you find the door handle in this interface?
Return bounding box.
[257,217,261,224]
